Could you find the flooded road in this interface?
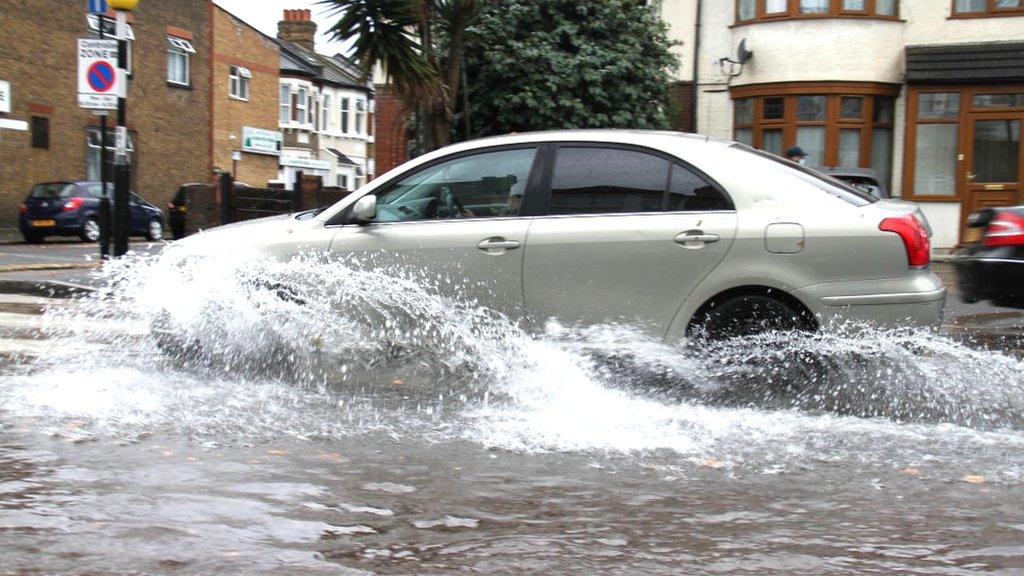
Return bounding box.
[1,253,1023,574]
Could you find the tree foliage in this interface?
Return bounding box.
[458,0,678,140]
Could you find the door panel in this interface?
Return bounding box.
[329,219,531,317]
[522,212,736,335]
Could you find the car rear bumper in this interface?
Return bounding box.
[19,213,86,235]
[794,269,946,329]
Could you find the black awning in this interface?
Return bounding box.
[327,148,358,166]
[906,42,1024,84]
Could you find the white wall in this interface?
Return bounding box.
[660,0,698,82]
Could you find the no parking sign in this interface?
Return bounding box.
[78,38,121,109]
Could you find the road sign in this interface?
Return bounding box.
[78,39,121,97]
[78,93,118,110]
[87,0,108,14]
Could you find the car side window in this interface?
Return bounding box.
[373,147,537,222]
[666,163,732,211]
[549,147,668,215]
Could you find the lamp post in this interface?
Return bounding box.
[109,0,138,256]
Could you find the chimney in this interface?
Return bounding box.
[278,9,317,52]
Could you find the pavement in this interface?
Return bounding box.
[0,239,1020,351]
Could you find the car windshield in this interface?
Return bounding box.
[729,144,877,206]
[30,183,77,199]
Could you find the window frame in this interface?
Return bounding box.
[279,85,291,124]
[735,0,900,23]
[31,116,49,149]
[951,0,1024,17]
[229,65,250,100]
[538,142,734,217]
[166,36,193,87]
[902,84,1024,201]
[328,144,547,226]
[732,82,899,183]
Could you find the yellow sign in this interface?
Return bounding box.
[108,0,139,10]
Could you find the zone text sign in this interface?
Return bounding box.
[78,39,121,97]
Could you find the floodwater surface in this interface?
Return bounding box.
[1,253,1022,575]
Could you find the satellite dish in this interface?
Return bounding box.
[737,39,754,64]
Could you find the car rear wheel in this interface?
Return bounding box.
[147,219,163,241]
[691,294,812,340]
[80,218,100,243]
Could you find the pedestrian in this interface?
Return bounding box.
[784,146,807,165]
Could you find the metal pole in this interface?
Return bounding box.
[97,15,111,259]
[219,172,233,225]
[113,10,130,257]
[292,170,303,212]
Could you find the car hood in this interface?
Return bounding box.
[170,214,305,254]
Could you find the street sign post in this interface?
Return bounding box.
[77,39,121,109]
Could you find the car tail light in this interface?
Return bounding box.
[19,203,27,214]
[879,212,931,268]
[983,211,1024,247]
[62,197,85,212]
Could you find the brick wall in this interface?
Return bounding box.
[0,0,211,233]
[212,6,280,186]
[372,84,408,176]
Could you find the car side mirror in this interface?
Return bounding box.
[351,195,377,223]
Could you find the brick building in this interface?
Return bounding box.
[211,5,281,186]
[0,0,211,234]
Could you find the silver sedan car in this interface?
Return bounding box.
[175,130,945,339]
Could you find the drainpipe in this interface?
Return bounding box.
[690,0,702,133]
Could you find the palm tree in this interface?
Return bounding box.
[320,0,478,152]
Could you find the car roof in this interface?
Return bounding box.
[819,167,880,179]
[437,129,727,155]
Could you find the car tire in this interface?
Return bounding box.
[22,233,44,244]
[146,218,163,241]
[692,294,811,340]
[80,217,101,243]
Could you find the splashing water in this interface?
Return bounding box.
[2,250,1024,476]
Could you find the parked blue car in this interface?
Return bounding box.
[19,181,164,243]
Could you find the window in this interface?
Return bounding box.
[736,0,899,21]
[86,126,134,181]
[31,116,49,149]
[296,87,308,124]
[337,173,348,189]
[732,84,898,186]
[322,95,331,130]
[166,37,194,86]
[229,66,250,100]
[371,147,537,221]
[279,85,291,124]
[355,100,366,134]
[340,98,350,133]
[548,147,730,215]
[953,0,1024,16]
[87,15,133,74]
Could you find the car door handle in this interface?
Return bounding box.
[675,231,720,245]
[477,237,521,252]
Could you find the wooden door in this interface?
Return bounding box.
[962,114,1023,240]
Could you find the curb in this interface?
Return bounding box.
[0,279,95,298]
[0,262,99,273]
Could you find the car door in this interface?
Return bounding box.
[128,192,148,232]
[522,144,737,335]
[327,146,542,318]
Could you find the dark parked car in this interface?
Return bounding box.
[820,167,890,200]
[19,181,164,243]
[954,205,1024,308]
